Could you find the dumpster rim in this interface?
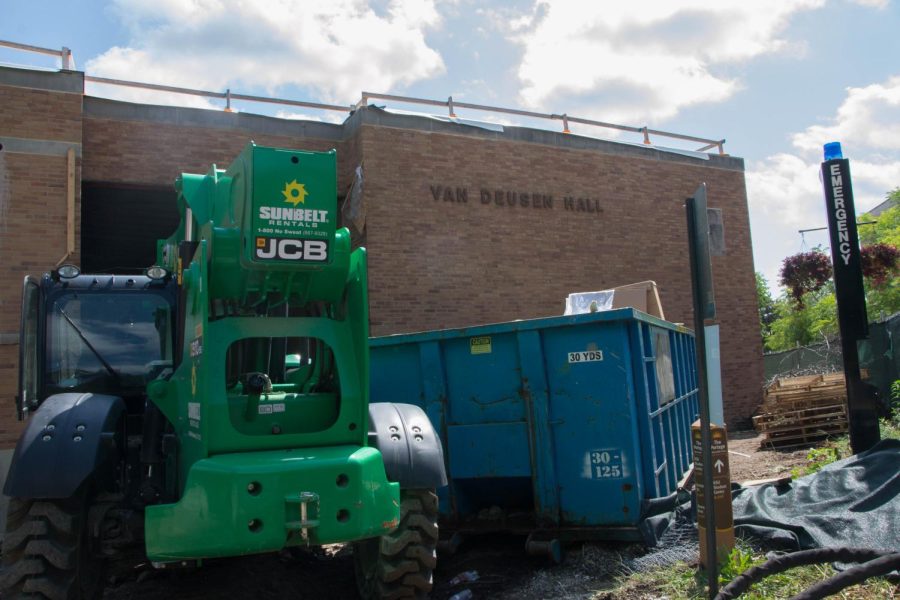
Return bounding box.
[369,307,692,346]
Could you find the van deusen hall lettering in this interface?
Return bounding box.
[429,185,603,214]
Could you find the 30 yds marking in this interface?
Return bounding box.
[568,350,603,363]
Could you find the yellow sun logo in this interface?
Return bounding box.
[281,180,308,206]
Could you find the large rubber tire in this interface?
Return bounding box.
[0,492,104,600]
[353,488,439,600]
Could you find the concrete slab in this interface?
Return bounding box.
[0,65,83,93]
[0,136,82,157]
[347,105,745,171]
[84,97,346,141]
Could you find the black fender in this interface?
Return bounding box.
[4,393,125,498]
[368,403,447,489]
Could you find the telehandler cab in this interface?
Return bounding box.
[1,143,446,599]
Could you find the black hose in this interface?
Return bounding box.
[790,552,900,600]
[714,547,895,600]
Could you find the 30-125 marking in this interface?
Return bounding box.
[590,449,624,479]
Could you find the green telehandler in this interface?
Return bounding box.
[1,143,447,599]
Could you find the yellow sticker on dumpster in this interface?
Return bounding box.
[470,336,492,355]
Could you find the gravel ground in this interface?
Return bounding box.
[101,429,815,600]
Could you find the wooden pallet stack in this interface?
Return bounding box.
[753,373,849,448]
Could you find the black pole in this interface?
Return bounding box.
[820,146,880,453]
[686,189,718,598]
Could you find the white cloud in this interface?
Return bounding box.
[506,0,825,124]
[86,0,445,106]
[748,75,900,287]
[792,76,900,154]
[848,0,888,8]
[748,153,823,230]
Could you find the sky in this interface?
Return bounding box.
[2,0,899,292]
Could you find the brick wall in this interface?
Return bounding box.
[0,68,84,448]
[0,69,765,450]
[359,120,763,425]
[82,119,343,185]
[82,100,348,188]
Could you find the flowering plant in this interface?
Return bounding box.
[779,251,832,306]
[860,243,899,287]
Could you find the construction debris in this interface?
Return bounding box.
[753,373,850,448]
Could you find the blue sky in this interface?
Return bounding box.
[2,0,899,292]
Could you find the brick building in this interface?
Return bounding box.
[0,65,764,460]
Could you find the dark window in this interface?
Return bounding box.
[81,183,179,273]
[46,292,172,393]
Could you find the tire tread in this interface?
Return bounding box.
[355,489,439,599]
[0,493,102,600]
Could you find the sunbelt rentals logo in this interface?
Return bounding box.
[257,178,329,223]
[254,178,330,262]
[281,179,308,206]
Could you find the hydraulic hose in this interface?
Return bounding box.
[714,547,896,600]
[790,552,900,600]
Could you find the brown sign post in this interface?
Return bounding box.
[692,420,735,566]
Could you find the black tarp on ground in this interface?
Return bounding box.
[638,438,900,558]
[731,438,900,552]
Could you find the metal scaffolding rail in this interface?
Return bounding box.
[1,39,727,154]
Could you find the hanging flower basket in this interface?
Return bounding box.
[780,251,832,306]
[860,243,900,287]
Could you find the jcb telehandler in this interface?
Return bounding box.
[1,143,447,599]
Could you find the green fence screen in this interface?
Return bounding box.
[763,312,899,411]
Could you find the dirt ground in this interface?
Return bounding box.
[102,429,814,600]
[726,429,810,482]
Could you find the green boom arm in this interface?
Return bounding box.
[144,143,397,561]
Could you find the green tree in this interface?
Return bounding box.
[756,272,776,341]
[766,285,839,351]
[766,299,813,351]
[764,188,900,351]
[860,197,900,320]
[860,189,900,247]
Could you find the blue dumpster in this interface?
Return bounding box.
[369,308,698,541]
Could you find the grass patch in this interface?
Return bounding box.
[882,403,900,440]
[602,543,898,599]
[790,446,842,478]
[790,410,900,478]
[605,408,900,599]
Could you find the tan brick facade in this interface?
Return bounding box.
[360,124,762,426]
[0,66,764,449]
[0,68,84,448]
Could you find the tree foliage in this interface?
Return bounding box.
[860,189,900,247]
[765,287,838,351]
[756,272,777,340]
[763,189,900,351]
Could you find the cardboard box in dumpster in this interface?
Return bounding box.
[564,280,665,320]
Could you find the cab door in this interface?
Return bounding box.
[18,276,41,418]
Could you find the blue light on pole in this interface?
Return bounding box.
[824,142,843,160]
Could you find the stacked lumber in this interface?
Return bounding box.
[753,373,849,448]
